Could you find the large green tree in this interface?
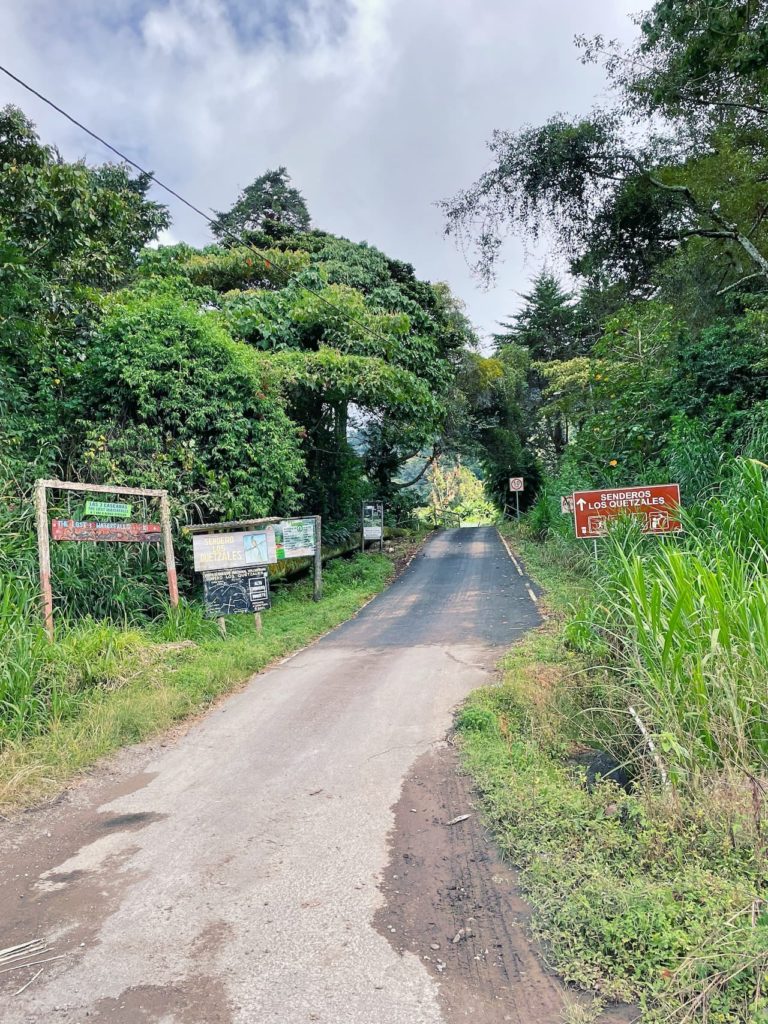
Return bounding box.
[0,105,169,481]
[211,166,311,241]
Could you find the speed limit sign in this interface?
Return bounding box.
[509,477,524,492]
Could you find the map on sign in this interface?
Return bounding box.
[572,484,682,539]
[203,567,271,616]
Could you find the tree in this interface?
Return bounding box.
[0,105,169,481]
[494,271,581,361]
[211,167,311,241]
[580,1,768,132]
[493,272,583,463]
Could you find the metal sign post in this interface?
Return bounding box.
[571,483,682,541]
[508,477,524,520]
[34,479,178,641]
[361,501,384,552]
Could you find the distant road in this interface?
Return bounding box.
[2,527,546,1024]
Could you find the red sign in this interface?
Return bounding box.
[51,519,162,543]
[572,484,681,539]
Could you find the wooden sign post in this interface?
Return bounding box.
[34,479,178,641]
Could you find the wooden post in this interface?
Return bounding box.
[159,492,179,608]
[254,612,263,633]
[360,502,365,554]
[34,480,54,641]
[313,515,323,602]
[217,616,227,637]
[379,503,384,553]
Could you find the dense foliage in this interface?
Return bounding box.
[446,3,768,1020]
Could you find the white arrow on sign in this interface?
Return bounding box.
[576,498,587,510]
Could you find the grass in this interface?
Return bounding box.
[0,548,405,812]
[454,519,768,1022]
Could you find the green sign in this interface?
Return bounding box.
[275,518,316,560]
[84,500,132,519]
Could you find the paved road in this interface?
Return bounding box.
[1,528,540,1023]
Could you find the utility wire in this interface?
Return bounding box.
[0,62,399,346]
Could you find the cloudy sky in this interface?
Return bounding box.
[0,0,638,340]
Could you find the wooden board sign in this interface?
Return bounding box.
[51,519,161,543]
[572,484,682,539]
[203,567,271,616]
[192,527,278,572]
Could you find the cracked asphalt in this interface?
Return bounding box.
[1,527,541,1023]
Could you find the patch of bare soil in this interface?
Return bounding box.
[375,744,639,1024]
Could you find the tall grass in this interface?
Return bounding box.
[582,460,768,784]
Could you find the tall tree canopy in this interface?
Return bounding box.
[0,107,478,534]
[211,166,311,241]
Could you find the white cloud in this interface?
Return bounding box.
[0,0,639,338]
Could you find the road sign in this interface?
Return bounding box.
[560,495,574,514]
[203,567,270,616]
[509,477,524,492]
[51,519,161,543]
[572,484,682,539]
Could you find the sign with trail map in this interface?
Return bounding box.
[572,484,682,539]
[203,567,271,616]
[51,519,161,543]
[192,527,278,572]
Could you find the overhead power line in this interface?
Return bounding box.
[0,62,401,346]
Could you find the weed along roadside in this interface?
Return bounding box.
[453,515,767,1023]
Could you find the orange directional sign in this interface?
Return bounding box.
[572,484,682,539]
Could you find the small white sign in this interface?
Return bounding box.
[509,477,524,492]
[561,495,574,514]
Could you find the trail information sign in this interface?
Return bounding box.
[362,502,384,541]
[203,567,270,617]
[509,477,524,492]
[275,518,316,560]
[51,519,161,543]
[83,500,132,519]
[572,484,682,539]
[192,527,278,572]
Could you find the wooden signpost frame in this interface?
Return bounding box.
[34,479,179,642]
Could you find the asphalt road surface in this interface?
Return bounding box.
[1,527,543,1024]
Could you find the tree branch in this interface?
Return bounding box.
[717,272,765,296]
[393,449,438,489]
